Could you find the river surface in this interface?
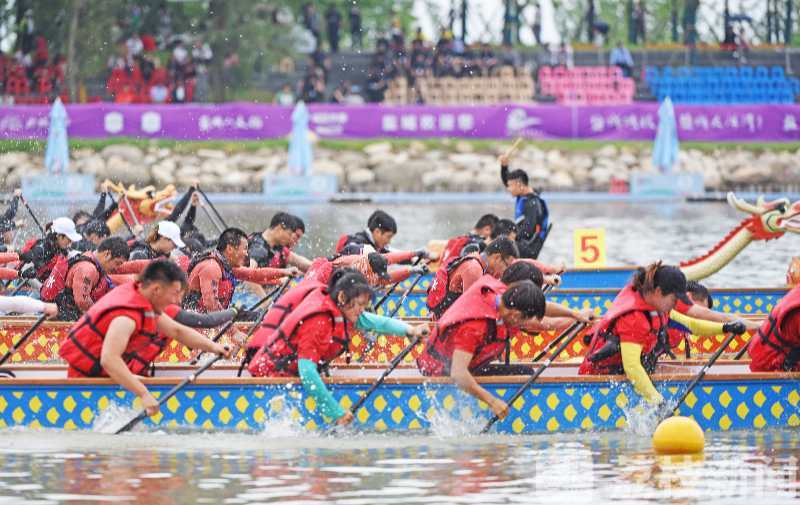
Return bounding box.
[208,201,796,288]
[0,428,799,504]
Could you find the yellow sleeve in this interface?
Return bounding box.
[620,342,664,405]
[669,310,724,336]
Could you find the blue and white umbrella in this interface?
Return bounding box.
[44,97,69,175]
[652,97,679,174]
[287,101,313,177]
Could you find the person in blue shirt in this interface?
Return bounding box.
[499,154,550,259]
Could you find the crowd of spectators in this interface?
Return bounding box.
[363,25,526,103]
[0,10,67,104]
[105,25,213,104]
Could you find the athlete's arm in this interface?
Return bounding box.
[451,350,508,418]
[620,342,663,405]
[287,251,312,272]
[156,313,229,354]
[544,302,594,323]
[100,316,158,414]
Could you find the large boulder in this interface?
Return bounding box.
[346,168,376,186]
[313,159,345,178]
[363,141,392,157]
[196,148,227,160]
[100,144,144,163]
[73,155,106,175]
[105,155,149,184]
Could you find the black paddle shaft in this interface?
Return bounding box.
[374,257,423,311]
[481,321,586,434]
[197,188,229,230]
[665,331,738,420]
[20,196,44,236]
[115,353,224,434]
[350,334,423,414]
[0,314,48,367]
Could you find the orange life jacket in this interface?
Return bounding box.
[417,275,508,376]
[59,282,166,377]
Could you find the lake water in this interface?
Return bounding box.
[0,429,798,504]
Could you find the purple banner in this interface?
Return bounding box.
[0,102,798,142]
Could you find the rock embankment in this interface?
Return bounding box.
[2,141,798,192]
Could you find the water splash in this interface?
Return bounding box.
[91,402,139,435]
[258,394,308,438]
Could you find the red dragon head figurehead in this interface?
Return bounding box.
[727,192,800,241]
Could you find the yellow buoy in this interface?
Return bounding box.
[652,416,705,455]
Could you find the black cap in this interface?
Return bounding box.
[83,219,110,238]
[654,265,692,305]
[367,252,391,281]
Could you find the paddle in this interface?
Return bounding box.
[120,194,143,229]
[481,321,587,434]
[373,256,423,311]
[0,313,48,369]
[661,330,738,420]
[197,187,229,230]
[351,332,426,414]
[114,351,227,434]
[189,279,291,366]
[200,204,225,234]
[19,195,44,236]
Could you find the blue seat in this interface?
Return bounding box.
[740,67,753,78]
[771,66,785,79]
[755,66,769,79]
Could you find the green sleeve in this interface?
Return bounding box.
[356,311,411,335]
[297,358,345,420]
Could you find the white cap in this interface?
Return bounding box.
[157,220,185,248]
[51,217,82,242]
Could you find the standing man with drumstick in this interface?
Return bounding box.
[499,139,550,259]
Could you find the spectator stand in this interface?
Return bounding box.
[645,65,800,104]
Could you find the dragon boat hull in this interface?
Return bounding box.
[230,278,787,319]
[0,362,797,434]
[0,319,760,364]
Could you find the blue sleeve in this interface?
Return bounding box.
[356,311,410,335]
[298,358,345,420]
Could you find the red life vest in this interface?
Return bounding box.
[440,234,482,266]
[20,238,38,254]
[334,234,350,254]
[183,250,238,312]
[427,255,484,320]
[248,287,351,377]
[578,285,668,375]
[248,233,290,268]
[304,257,334,284]
[59,282,166,377]
[417,275,508,376]
[749,286,800,371]
[21,238,63,282]
[41,254,113,320]
[246,279,325,351]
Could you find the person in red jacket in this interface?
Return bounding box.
[60,260,232,416]
[41,237,134,320]
[183,227,299,313]
[748,284,800,371]
[417,271,546,419]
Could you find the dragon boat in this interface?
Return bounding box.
[0,361,798,434]
[0,317,761,365]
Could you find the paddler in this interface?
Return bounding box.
[18,217,82,283]
[579,262,746,407]
[499,154,549,259]
[73,219,111,252]
[248,212,312,272]
[427,237,519,319]
[0,189,21,251]
[59,260,232,415]
[335,209,397,255]
[747,283,800,371]
[247,269,430,425]
[182,227,299,313]
[129,221,184,261]
[40,237,135,321]
[439,214,498,265]
[416,266,550,418]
